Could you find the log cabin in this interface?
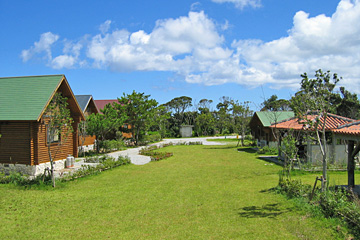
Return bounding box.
[0,75,84,176]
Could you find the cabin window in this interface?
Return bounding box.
[47,128,60,143]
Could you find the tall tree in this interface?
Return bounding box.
[231,100,253,146]
[215,96,232,134]
[330,86,360,119]
[261,95,290,111]
[44,92,73,187]
[290,69,340,191]
[115,91,158,145]
[86,103,124,153]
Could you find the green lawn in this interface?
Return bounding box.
[1,145,357,239]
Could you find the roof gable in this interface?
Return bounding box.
[253,111,294,127]
[0,75,84,121]
[75,95,92,112]
[0,75,64,121]
[94,99,118,112]
[75,95,99,115]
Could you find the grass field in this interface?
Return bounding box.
[1,144,358,239]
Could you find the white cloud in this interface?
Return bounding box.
[225,0,360,90]
[99,20,112,35]
[21,32,59,62]
[86,11,228,73]
[20,1,360,93]
[49,41,83,69]
[211,0,261,9]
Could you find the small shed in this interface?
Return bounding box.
[0,75,84,176]
[180,125,193,138]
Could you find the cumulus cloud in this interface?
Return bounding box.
[20,1,360,92]
[21,32,59,62]
[99,20,112,34]
[86,11,229,74]
[227,0,360,90]
[211,0,261,9]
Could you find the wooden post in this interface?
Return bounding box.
[348,140,355,188]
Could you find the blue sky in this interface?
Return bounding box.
[1,0,358,110]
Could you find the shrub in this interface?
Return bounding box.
[257,146,278,155]
[141,132,162,144]
[139,146,173,162]
[277,176,360,238]
[100,139,126,152]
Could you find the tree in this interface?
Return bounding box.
[261,95,290,111]
[44,92,73,187]
[86,104,125,153]
[195,112,215,136]
[330,86,360,119]
[198,98,213,114]
[290,69,340,191]
[215,96,232,134]
[115,91,158,145]
[148,105,171,138]
[231,101,253,146]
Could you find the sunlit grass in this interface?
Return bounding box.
[0,145,354,239]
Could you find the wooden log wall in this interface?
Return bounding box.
[0,122,31,165]
[35,122,74,164]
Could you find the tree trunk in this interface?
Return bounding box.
[48,144,56,188]
[321,128,327,192]
[348,140,355,188]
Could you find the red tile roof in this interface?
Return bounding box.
[94,99,118,111]
[331,120,360,136]
[271,113,354,131]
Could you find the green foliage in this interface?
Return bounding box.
[277,178,312,198]
[141,131,162,144]
[115,91,158,145]
[261,95,290,111]
[231,100,253,146]
[99,139,126,152]
[62,155,131,181]
[0,171,52,187]
[277,176,360,238]
[86,103,126,153]
[139,145,173,161]
[256,146,278,155]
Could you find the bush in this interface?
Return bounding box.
[142,132,162,144]
[257,146,278,155]
[63,155,131,181]
[139,146,173,162]
[100,139,126,152]
[277,176,360,238]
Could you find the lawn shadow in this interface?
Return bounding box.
[237,147,257,154]
[204,145,239,150]
[257,156,284,167]
[237,203,290,219]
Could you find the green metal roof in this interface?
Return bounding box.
[0,75,64,121]
[255,111,294,127]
